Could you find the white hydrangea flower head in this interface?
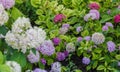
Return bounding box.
[66,43,75,53]
[59,27,68,35]
[92,32,105,44]
[6,61,21,72]
[5,31,19,49]
[12,17,32,34]
[26,27,46,48]
[0,4,9,26]
[0,34,4,38]
[5,17,46,53]
[50,62,61,72]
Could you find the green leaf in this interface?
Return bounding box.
[99,57,104,60]
[77,48,83,56]
[97,65,105,70]
[115,55,120,60]
[92,61,98,69]
[94,48,102,53]
[72,0,81,8]
[111,8,120,16]
[56,46,61,52]
[31,0,41,8]
[92,53,99,60]
[61,66,67,72]
[0,64,11,72]
[31,48,36,55]
[15,0,23,4]
[10,52,26,68]
[100,15,112,23]
[0,51,4,64]
[36,9,43,15]
[0,26,8,35]
[59,35,69,42]
[81,30,89,36]
[62,0,71,5]
[74,69,82,72]
[47,59,53,65]
[11,7,23,20]
[38,62,45,69]
[86,65,91,71]
[69,17,78,24]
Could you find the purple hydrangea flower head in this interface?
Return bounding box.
[63,51,69,57]
[107,10,111,14]
[84,36,91,41]
[37,40,55,56]
[51,62,61,72]
[118,5,120,9]
[77,37,83,42]
[33,68,47,72]
[82,57,90,65]
[56,52,65,61]
[59,27,68,35]
[52,37,61,45]
[76,26,83,32]
[105,22,113,28]
[89,9,100,20]
[27,50,40,63]
[41,58,46,65]
[54,14,66,23]
[62,24,70,28]
[0,0,15,9]
[102,25,108,31]
[118,62,120,66]
[84,13,96,21]
[107,41,116,52]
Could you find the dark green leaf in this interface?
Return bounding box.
[10,52,27,68]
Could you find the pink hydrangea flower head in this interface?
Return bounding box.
[37,40,55,56]
[54,14,66,23]
[0,0,15,9]
[89,9,100,20]
[89,2,100,10]
[114,14,120,23]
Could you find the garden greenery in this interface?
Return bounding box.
[0,0,120,72]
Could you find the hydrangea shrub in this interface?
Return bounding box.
[0,0,120,72]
